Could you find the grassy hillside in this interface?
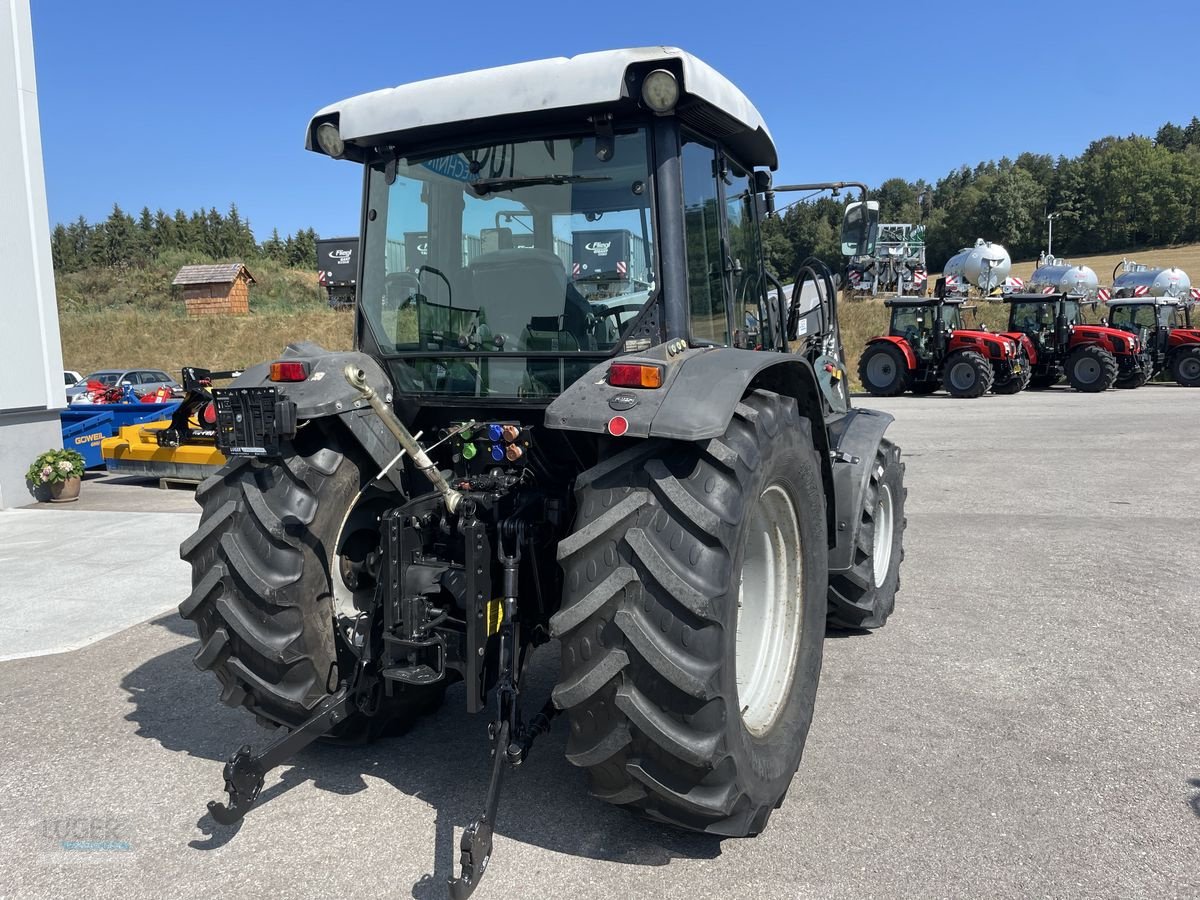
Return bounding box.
[55,249,323,314]
[60,308,353,377]
[58,241,1200,392]
[57,249,347,378]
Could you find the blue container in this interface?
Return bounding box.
[60,401,181,469]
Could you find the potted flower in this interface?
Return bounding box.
[26,448,86,502]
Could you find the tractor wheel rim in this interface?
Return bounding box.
[1075,358,1101,383]
[1181,358,1200,379]
[866,354,895,387]
[736,482,804,737]
[332,486,392,627]
[949,362,976,391]
[873,484,894,588]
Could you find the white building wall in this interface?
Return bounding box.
[0,0,65,508]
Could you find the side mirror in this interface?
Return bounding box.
[753,171,774,215]
[840,200,879,257]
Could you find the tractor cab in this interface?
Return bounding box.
[886,297,961,359]
[1107,298,1192,353]
[301,49,829,408]
[1005,294,1080,356]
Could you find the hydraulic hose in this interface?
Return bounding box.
[343,365,463,513]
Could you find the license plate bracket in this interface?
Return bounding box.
[212,387,295,456]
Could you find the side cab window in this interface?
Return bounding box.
[680,138,727,345]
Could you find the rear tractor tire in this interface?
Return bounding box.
[552,390,827,836]
[826,440,906,630]
[1171,347,1200,387]
[858,344,912,397]
[179,420,445,736]
[943,350,994,399]
[1066,345,1118,392]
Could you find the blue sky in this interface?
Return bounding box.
[32,0,1199,242]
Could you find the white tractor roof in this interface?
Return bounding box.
[306,47,777,168]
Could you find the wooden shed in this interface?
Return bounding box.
[172,263,255,316]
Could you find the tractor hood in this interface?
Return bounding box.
[1168,327,1200,348]
[1074,324,1141,353]
[953,328,1020,356]
[305,47,777,169]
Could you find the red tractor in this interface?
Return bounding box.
[1001,292,1149,391]
[858,297,1031,398]
[1105,297,1200,387]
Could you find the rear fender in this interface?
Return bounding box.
[826,407,896,573]
[866,335,917,370]
[545,346,838,542]
[229,341,405,488]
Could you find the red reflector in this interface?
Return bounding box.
[607,415,629,437]
[608,363,664,388]
[269,361,309,382]
[201,402,217,425]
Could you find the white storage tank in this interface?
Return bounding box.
[1110,259,1192,298]
[1028,255,1099,297]
[943,239,1012,292]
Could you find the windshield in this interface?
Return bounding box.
[361,129,656,398]
[85,372,121,385]
[941,304,962,330]
[1010,302,1055,332]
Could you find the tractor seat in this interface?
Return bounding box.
[467,249,586,351]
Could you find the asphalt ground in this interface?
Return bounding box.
[1,384,1197,899]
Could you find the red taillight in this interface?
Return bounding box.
[607,415,629,436]
[201,402,217,425]
[269,361,309,382]
[608,363,664,389]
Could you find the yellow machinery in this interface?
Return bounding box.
[100,366,239,485]
[102,420,225,484]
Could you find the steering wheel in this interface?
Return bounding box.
[385,272,421,308]
[589,301,645,344]
[417,264,453,300]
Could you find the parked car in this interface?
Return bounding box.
[63,370,82,386]
[65,368,182,401]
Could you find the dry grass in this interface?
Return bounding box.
[60,308,354,376]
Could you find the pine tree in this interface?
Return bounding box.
[263,227,286,262]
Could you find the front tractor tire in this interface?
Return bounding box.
[1114,369,1149,389]
[552,390,827,836]
[858,343,912,397]
[1028,370,1061,390]
[179,421,443,735]
[1066,345,1118,392]
[943,350,994,398]
[991,360,1031,395]
[826,440,906,630]
[1171,346,1200,387]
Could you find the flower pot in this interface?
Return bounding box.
[49,476,81,503]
